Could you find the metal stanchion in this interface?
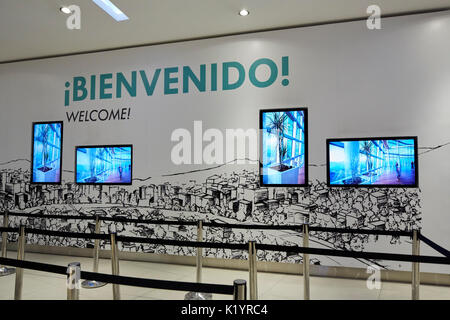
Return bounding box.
[1,212,8,256]
[303,224,310,300]
[196,220,203,284]
[110,233,121,300]
[82,216,106,288]
[412,229,420,300]
[185,220,212,300]
[233,279,247,300]
[14,225,26,300]
[248,241,258,300]
[67,262,81,300]
[0,212,15,276]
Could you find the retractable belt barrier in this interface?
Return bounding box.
[203,221,302,231]
[100,216,198,226]
[23,228,109,241]
[115,235,248,250]
[0,257,235,295]
[1,216,450,301]
[308,226,412,237]
[256,243,450,265]
[3,212,94,221]
[0,211,418,238]
[418,233,450,258]
[2,226,448,265]
[0,227,19,234]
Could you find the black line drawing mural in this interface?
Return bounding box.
[1,139,447,270]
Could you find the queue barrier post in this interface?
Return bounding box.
[233,279,247,300]
[81,215,107,289]
[67,262,81,300]
[1,211,8,257]
[248,241,258,300]
[303,224,310,300]
[0,211,15,277]
[196,220,203,283]
[412,229,420,300]
[14,225,26,300]
[110,232,121,300]
[184,220,212,300]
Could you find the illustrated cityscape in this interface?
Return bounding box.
[0,164,421,269]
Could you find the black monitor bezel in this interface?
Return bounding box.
[30,121,64,185]
[74,144,133,186]
[259,107,309,187]
[326,136,419,188]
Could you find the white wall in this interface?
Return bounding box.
[0,11,449,273]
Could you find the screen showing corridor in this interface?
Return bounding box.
[76,145,132,185]
[31,121,63,184]
[327,137,418,187]
[260,108,308,186]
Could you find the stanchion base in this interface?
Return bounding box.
[184,292,213,300]
[0,266,15,277]
[81,280,107,289]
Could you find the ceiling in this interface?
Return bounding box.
[1,0,450,63]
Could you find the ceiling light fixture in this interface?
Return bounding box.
[60,7,72,14]
[92,0,129,22]
[239,9,249,16]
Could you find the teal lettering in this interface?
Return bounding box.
[211,63,217,91]
[99,73,113,99]
[73,77,87,101]
[64,81,70,106]
[90,75,96,100]
[183,65,206,93]
[222,62,245,90]
[116,71,137,98]
[140,69,161,96]
[249,58,278,88]
[164,67,179,95]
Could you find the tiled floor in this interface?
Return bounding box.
[0,252,449,300]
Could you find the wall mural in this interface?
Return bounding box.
[0,155,423,271]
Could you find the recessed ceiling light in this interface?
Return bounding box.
[239,9,249,16]
[60,7,72,14]
[92,0,129,22]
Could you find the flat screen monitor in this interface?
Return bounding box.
[31,121,63,184]
[327,137,418,187]
[75,145,133,185]
[259,108,308,186]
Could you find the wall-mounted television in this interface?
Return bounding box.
[75,145,133,185]
[31,121,63,184]
[259,108,308,186]
[327,137,418,188]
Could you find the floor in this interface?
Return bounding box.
[0,252,449,300]
[365,167,416,185]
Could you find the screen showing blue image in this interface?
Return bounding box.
[31,122,63,184]
[260,108,307,186]
[76,145,132,184]
[328,138,418,187]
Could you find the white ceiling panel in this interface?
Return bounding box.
[0,0,449,62]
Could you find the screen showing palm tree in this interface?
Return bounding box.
[31,121,63,184]
[327,137,418,187]
[76,145,132,185]
[260,108,307,186]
